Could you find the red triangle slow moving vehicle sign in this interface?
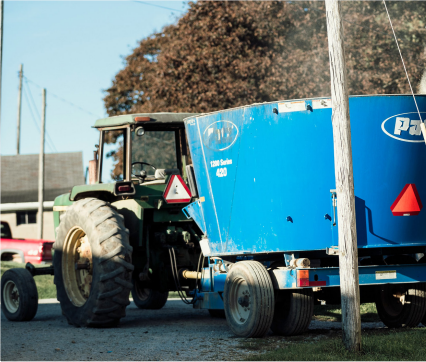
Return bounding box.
[163,175,192,204]
[390,184,423,216]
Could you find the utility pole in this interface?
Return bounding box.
[0,0,4,125]
[325,0,361,352]
[37,88,46,239]
[16,64,23,154]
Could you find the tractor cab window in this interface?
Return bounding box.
[101,129,126,183]
[131,128,178,180]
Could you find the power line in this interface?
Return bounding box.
[22,82,58,153]
[132,1,185,13]
[24,79,58,152]
[383,0,423,125]
[22,85,54,152]
[24,76,102,118]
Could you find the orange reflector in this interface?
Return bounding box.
[134,116,151,122]
[390,184,423,216]
[297,270,309,279]
[297,269,309,287]
[118,185,132,192]
[296,269,327,287]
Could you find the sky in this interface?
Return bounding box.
[0,0,189,181]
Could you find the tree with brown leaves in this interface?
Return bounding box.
[103,1,426,177]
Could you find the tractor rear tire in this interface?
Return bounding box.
[132,280,168,310]
[375,283,426,328]
[54,198,134,327]
[1,268,38,321]
[270,289,314,336]
[223,261,274,338]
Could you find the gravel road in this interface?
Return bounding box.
[1,299,387,361]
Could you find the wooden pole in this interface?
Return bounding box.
[325,0,362,352]
[17,64,23,154]
[37,88,46,239]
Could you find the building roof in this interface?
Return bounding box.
[93,112,199,129]
[1,152,84,204]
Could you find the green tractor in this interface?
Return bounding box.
[1,113,206,327]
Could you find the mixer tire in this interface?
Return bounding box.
[132,280,168,310]
[223,261,274,338]
[375,283,426,328]
[270,288,314,336]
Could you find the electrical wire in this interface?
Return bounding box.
[168,247,192,304]
[382,0,424,127]
[23,79,58,153]
[22,85,57,153]
[132,1,185,13]
[194,249,203,293]
[167,246,204,305]
[24,76,102,119]
[172,247,194,304]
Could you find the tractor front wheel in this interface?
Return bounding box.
[132,280,168,310]
[1,268,38,321]
[54,198,134,327]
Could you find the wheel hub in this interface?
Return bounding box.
[76,235,93,299]
[3,280,20,313]
[134,282,151,302]
[380,285,405,317]
[62,227,93,307]
[229,278,251,324]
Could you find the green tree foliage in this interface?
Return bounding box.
[103,1,426,176]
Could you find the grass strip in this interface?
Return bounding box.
[313,303,380,322]
[243,328,426,361]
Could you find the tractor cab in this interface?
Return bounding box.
[93,113,198,187]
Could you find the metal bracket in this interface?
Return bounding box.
[25,262,55,277]
[326,246,339,255]
[330,189,337,226]
[284,253,299,267]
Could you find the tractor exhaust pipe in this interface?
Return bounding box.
[88,149,98,184]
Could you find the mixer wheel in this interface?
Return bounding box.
[223,261,274,338]
[270,288,314,336]
[375,283,426,328]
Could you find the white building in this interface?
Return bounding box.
[1,152,84,240]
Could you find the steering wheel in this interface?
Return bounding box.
[131,162,156,179]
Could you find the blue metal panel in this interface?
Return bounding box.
[197,263,426,305]
[199,267,227,292]
[184,95,426,255]
[182,200,206,234]
[270,264,426,289]
[193,291,224,310]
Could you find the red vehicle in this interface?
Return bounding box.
[0,221,54,264]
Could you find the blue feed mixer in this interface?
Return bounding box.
[184,95,426,256]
